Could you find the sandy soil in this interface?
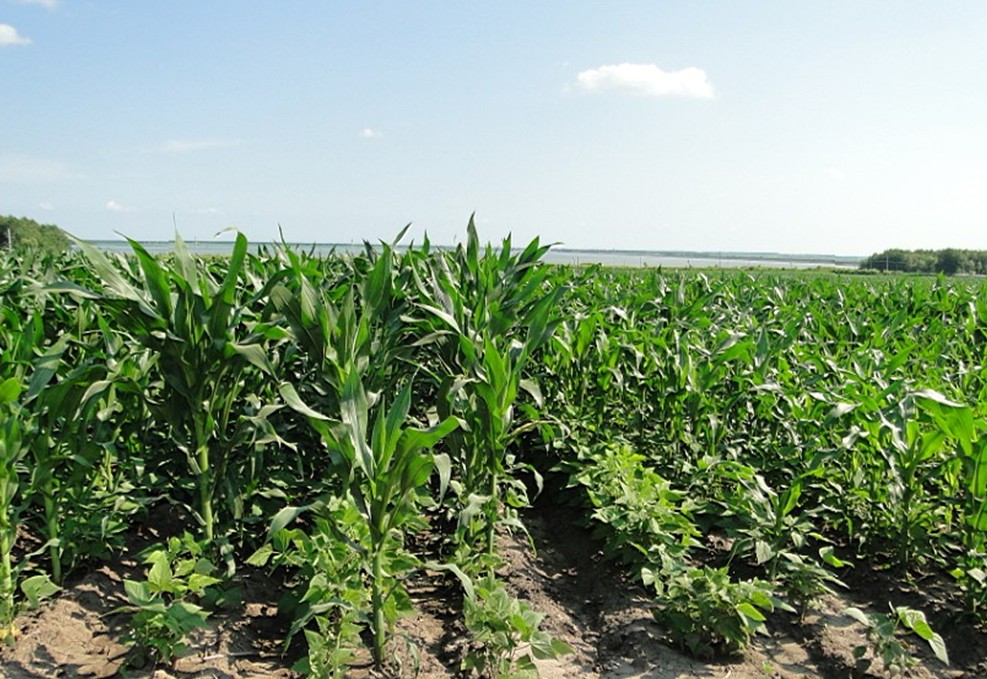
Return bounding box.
[2,501,983,679]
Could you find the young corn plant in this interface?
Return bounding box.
[271,237,459,668]
[414,219,562,562]
[0,378,25,642]
[67,233,278,551]
[0,310,60,640]
[909,389,987,550]
[281,373,459,668]
[852,391,959,569]
[19,330,117,584]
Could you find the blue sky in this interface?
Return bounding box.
[2,1,986,255]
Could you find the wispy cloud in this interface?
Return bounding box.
[39,201,55,211]
[576,63,714,98]
[0,24,31,46]
[9,0,59,9]
[0,154,72,182]
[361,128,381,139]
[192,207,223,216]
[151,138,242,154]
[105,200,136,213]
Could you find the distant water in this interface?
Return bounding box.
[86,240,861,270]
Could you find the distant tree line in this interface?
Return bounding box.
[0,215,71,254]
[859,248,987,275]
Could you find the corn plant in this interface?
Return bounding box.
[0,308,44,639]
[844,391,964,568]
[414,219,562,560]
[0,377,25,641]
[66,233,278,550]
[269,235,460,668]
[17,330,119,583]
[281,370,458,667]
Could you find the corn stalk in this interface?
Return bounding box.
[65,233,276,548]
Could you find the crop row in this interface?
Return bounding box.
[2,228,986,675]
[540,266,986,665]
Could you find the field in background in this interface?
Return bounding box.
[86,239,863,270]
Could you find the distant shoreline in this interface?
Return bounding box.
[84,240,863,269]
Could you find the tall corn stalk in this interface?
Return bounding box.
[66,234,276,548]
[0,378,24,639]
[414,218,562,559]
[272,235,459,667]
[0,307,38,637]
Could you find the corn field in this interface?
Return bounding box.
[1,222,986,676]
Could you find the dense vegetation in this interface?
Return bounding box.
[860,247,987,275]
[1,222,985,676]
[0,215,71,255]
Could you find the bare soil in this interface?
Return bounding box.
[2,501,984,678]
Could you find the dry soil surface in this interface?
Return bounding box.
[2,501,983,679]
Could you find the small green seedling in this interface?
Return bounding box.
[845,604,949,676]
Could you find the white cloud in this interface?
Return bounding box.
[39,201,55,211]
[827,167,846,181]
[193,207,223,216]
[9,0,58,8]
[0,154,72,182]
[105,200,136,213]
[361,128,381,139]
[576,63,714,98]
[0,24,31,46]
[153,138,242,153]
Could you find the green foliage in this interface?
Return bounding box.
[949,550,987,624]
[413,217,562,560]
[538,265,987,663]
[0,377,25,641]
[860,247,987,275]
[643,565,785,657]
[845,604,949,675]
[462,574,572,679]
[68,233,280,551]
[248,497,368,678]
[712,468,848,616]
[564,441,699,569]
[6,223,987,674]
[0,215,71,255]
[115,533,221,666]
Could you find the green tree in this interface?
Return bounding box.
[0,215,71,254]
[860,247,982,275]
[936,249,965,276]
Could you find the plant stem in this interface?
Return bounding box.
[370,541,385,666]
[0,527,12,624]
[198,443,214,544]
[44,492,60,584]
[486,458,499,558]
